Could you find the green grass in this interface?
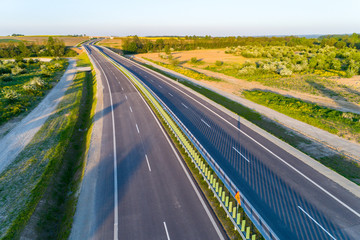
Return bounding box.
[243,90,360,142]
[143,57,222,82]
[0,59,68,126]
[0,39,22,43]
[134,59,360,185]
[0,55,95,239]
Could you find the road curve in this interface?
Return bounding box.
[97,45,360,240]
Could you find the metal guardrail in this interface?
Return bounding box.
[98,48,279,240]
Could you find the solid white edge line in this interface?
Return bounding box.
[298,206,336,240]
[90,50,119,240]
[163,222,170,240]
[121,57,360,219]
[145,154,151,172]
[136,124,140,133]
[232,146,250,163]
[201,118,211,128]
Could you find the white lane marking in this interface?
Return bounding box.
[136,124,140,133]
[89,52,118,240]
[298,206,336,240]
[181,102,188,109]
[168,92,173,97]
[125,59,360,218]
[158,84,163,88]
[119,68,225,240]
[201,119,211,128]
[129,106,133,113]
[150,79,154,82]
[232,147,250,162]
[121,87,124,91]
[163,222,170,240]
[145,154,151,172]
[125,95,128,100]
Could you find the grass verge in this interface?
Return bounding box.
[243,90,360,142]
[133,59,360,185]
[0,55,96,239]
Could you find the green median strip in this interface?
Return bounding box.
[100,51,264,240]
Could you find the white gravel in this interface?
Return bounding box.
[0,59,77,174]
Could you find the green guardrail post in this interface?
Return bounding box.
[232,207,236,219]
[215,182,219,192]
[210,174,213,185]
[241,220,246,232]
[218,186,222,197]
[222,191,225,202]
[252,234,256,240]
[246,227,250,239]
[229,201,233,213]
[225,196,229,208]
[237,213,241,225]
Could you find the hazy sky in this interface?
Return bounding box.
[1,0,360,36]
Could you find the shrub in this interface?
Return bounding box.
[31,77,46,87]
[279,67,293,76]
[1,74,13,82]
[11,66,27,75]
[215,60,223,66]
[190,57,198,64]
[2,89,21,101]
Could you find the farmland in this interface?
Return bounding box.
[0,36,89,46]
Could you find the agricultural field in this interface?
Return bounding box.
[0,58,68,126]
[0,36,89,46]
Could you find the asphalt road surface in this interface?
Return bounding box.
[71,44,226,240]
[96,45,360,240]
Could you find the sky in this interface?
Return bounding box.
[1,0,360,37]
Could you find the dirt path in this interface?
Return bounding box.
[0,59,77,174]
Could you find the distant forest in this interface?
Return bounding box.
[0,37,77,58]
[121,33,360,54]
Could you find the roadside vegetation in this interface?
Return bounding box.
[143,57,221,82]
[243,90,360,142]
[0,51,96,239]
[0,57,68,125]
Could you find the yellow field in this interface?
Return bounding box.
[138,49,251,65]
[98,38,124,48]
[0,36,90,46]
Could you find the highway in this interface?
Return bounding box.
[70,44,226,240]
[96,45,360,240]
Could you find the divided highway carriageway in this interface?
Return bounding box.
[95,44,360,240]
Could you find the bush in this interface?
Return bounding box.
[11,66,27,75]
[31,77,46,87]
[190,57,198,64]
[1,74,13,82]
[2,89,21,101]
[215,60,223,66]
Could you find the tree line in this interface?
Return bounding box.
[0,37,77,58]
[121,34,360,54]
